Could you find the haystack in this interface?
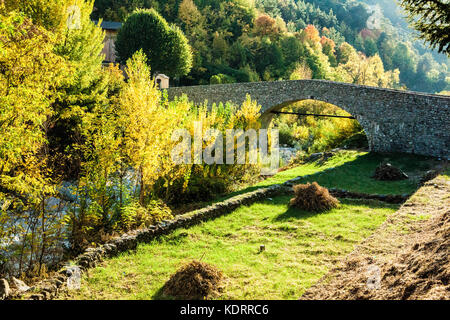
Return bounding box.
[372,163,408,181]
[289,182,340,212]
[162,260,223,300]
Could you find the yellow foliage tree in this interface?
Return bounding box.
[0,12,70,276]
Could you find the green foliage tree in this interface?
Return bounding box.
[115,8,193,77]
[399,0,450,55]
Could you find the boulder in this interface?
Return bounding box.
[11,277,30,293]
[0,279,10,300]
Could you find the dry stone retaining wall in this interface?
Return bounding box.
[13,165,441,300]
[19,185,284,300]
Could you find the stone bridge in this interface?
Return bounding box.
[165,80,450,158]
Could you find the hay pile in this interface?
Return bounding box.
[163,260,223,300]
[289,182,340,212]
[372,163,408,181]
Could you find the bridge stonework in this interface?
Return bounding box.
[165,80,450,158]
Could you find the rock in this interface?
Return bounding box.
[66,266,81,290]
[0,278,10,300]
[11,277,30,293]
[30,294,44,300]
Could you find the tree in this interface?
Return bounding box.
[0,11,69,276]
[2,0,70,33]
[118,50,186,205]
[336,52,400,88]
[290,62,313,80]
[399,0,450,55]
[178,0,201,29]
[253,14,278,37]
[302,24,321,46]
[116,8,193,77]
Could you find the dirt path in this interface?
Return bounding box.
[301,174,449,300]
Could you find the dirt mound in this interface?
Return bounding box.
[372,163,408,181]
[385,210,449,300]
[289,182,339,212]
[162,260,223,300]
[301,175,449,300]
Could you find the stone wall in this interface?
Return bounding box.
[166,80,450,158]
[9,163,442,300]
[18,185,284,300]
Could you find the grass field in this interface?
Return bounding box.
[61,151,438,300]
[63,196,399,300]
[223,150,437,199]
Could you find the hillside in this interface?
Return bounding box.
[92,0,449,93]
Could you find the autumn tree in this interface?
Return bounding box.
[336,52,400,88]
[320,36,337,66]
[0,11,69,276]
[290,62,313,80]
[254,14,277,37]
[301,25,321,47]
[118,50,186,205]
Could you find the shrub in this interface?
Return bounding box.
[116,8,192,77]
[118,199,173,232]
[210,73,236,84]
[289,182,340,212]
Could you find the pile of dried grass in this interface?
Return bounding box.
[289,182,340,212]
[372,163,408,181]
[162,260,223,300]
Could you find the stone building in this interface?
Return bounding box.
[155,73,170,89]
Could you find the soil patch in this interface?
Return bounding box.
[301,175,449,300]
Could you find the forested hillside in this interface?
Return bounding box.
[92,0,449,93]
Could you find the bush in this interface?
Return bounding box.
[118,199,173,232]
[116,8,192,77]
[289,182,340,212]
[210,73,236,84]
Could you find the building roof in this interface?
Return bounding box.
[155,73,170,79]
[93,21,123,30]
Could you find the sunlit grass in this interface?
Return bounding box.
[222,151,436,200]
[64,196,398,300]
[61,151,437,300]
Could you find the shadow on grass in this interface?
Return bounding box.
[151,286,175,300]
[214,152,436,205]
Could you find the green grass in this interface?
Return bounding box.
[62,151,437,300]
[64,196,399,300]
[220,151,437,200]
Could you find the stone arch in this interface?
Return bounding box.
[260,98,372,150]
